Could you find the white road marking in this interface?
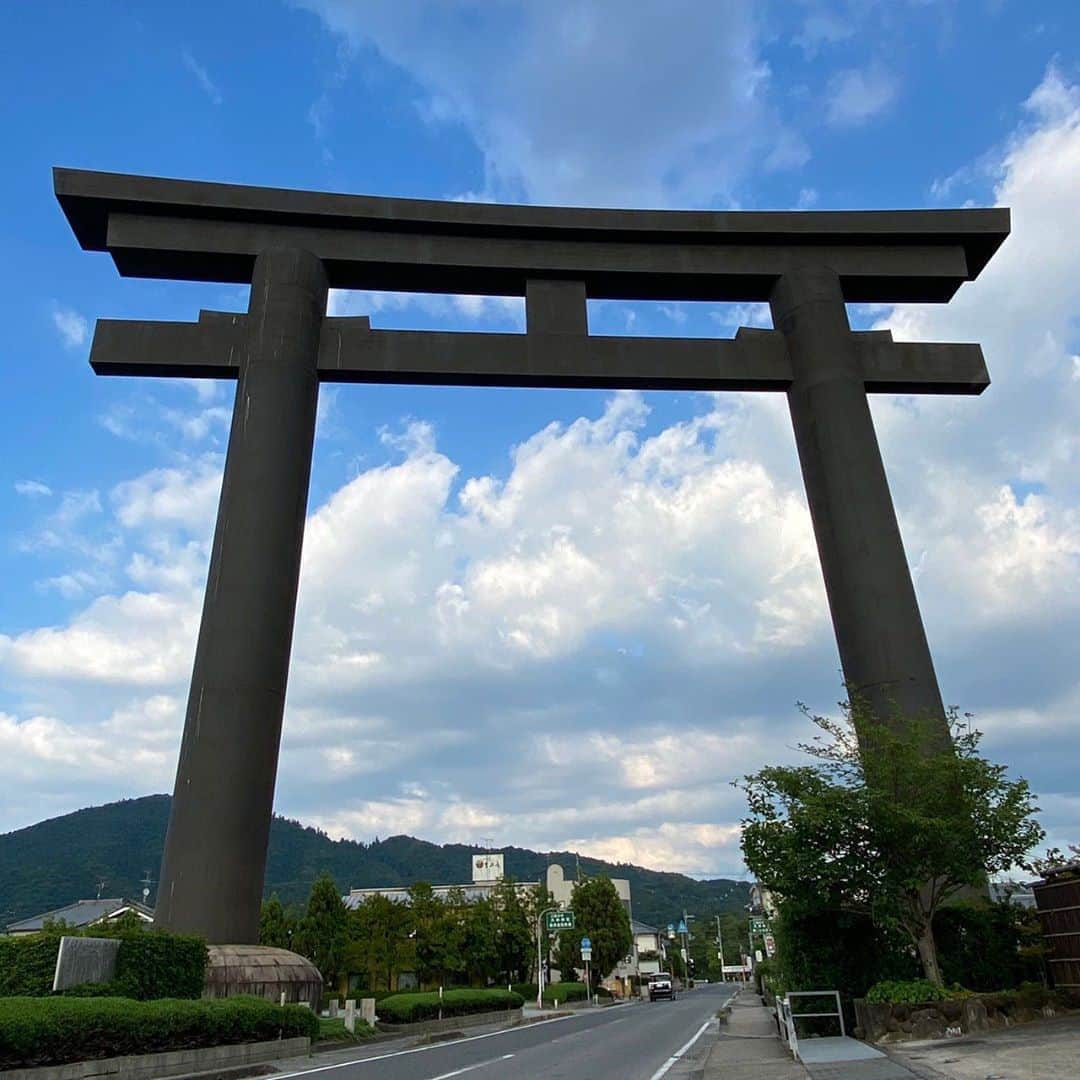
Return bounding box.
[648,1018,714,1080]
[429,1052,515,1079]
[271,1015,577,1078]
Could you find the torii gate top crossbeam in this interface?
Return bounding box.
[54,168,1008,303]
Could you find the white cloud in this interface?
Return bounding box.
[15,481,52,498]
[297,0,806,207]
[181,49,223,106]
[2,67,1079,877]
[825,64,898,127]
[51,305,88,349]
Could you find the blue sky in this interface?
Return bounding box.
[1,1,1078,878]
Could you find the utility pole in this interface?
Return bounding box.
[140,871,155,907]
[681,909,694,987]
[715,914,725,978]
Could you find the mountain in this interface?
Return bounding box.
[0,795,749,930]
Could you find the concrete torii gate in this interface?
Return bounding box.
[55,168,1009,945]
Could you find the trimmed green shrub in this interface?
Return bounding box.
[511,982,538,1000]
[542,980,587,1004]
[0,928,208,1000]
[866,979,948,1004]
[108,933,207,1000]
[377,988,523,1024]
[0,935,62,997]
[0,995,318,1069]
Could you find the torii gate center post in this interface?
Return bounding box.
[55,168,1009,944]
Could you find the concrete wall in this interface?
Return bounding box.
[377,1007,523,1037]
[0,1036,309,1080]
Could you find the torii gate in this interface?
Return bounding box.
[55,168,1009,944]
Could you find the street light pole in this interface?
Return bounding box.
[536,908,557,1010]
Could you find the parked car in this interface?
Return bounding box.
[648,972,677,1001]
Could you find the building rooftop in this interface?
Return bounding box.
[6,898,154,934]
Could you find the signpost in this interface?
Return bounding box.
[581,936,592,1002]
[749,916,770,935]
[537,909,575,1008]
[546,910,576,931]
[763,934,777,958]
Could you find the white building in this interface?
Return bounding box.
[345,855,633,918]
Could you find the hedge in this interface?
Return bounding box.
[0,936,58,998]
[0,929,207,1000]
[866,979,948,1004]
[511,982,538,1000]
[542,980,587,1004]
[0,995,318,1069]
[377,988,523,1024]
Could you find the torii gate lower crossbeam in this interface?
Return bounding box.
[55,169,1009,944]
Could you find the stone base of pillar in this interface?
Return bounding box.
[203,945,322,1006]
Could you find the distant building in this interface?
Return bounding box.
[344,852,537,908]
[344,854,633,917]
[617,917,665,980]
[5,898,154,936]
[988,880,1037,908]
[344,852,637,991]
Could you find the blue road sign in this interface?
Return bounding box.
[677,920,688,935]
[581,936,591,949]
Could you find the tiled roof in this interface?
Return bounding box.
[6,898,154,933]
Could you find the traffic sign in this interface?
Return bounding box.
[749,916,769,935]
[581,947,592,962]
[580,936,591,949]
[545,910,575,930]
[677,920,688,935]
[763,934,776,958]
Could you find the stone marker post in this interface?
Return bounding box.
[345,999,356,1034]
[361,998,376,1027]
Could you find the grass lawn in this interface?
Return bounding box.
[317,1016,377,1043]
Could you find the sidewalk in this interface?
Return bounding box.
[884,1012,1080,1080]
[703,990,808,1079]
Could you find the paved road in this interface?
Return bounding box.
[274,982,736,1080]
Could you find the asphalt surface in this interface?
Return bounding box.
[273,982,736,1080]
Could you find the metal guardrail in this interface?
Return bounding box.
[777,990,845,1060]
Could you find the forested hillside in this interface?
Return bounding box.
[1,795,749,929]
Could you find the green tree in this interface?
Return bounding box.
[348,893,412,991]
[258,893,298,951]
[556,877,632,988]
[462,895,501,986]
[295,873,349,987]
[739,698,1044,986]
[492,878,534,984]
[408,882,445,988]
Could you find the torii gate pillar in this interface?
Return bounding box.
[771,266,947,741]
[155,249,327,941]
